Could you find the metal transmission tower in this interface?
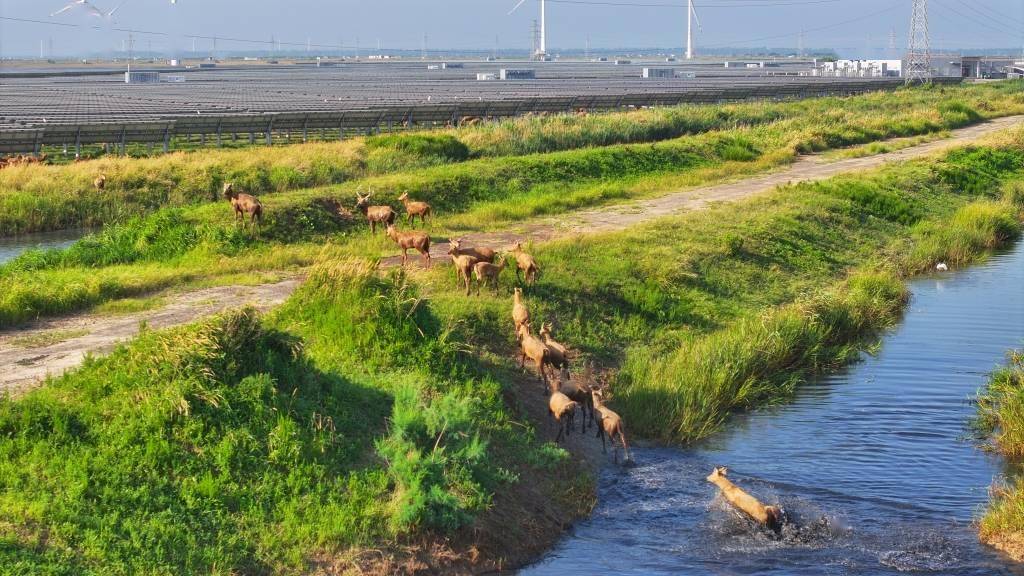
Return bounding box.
[905,0,931,84]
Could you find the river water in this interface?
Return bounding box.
[0,229,87,266]
[524,244,1024,575]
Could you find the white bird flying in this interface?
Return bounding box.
[51,0,131,19]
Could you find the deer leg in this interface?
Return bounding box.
[422,250,430,268]
[402,249,408,267]
[555,420,564,443]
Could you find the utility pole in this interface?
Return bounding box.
[906,0,931,83]
[686,0,694,59]
[585,34,591,61]
[538,0,547,59]
[493,34,499,60]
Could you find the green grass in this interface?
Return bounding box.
[0,259,571,574]
[822,131,950,160]
[416,140,1024,443]
[976,351,1024,558]
[4,81,1024,235]
[2,89,1024,574]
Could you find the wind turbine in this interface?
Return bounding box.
[509,0,546,60]
[686,0,702,60]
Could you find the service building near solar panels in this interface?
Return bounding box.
[0,59,965,155]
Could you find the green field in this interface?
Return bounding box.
[1,82,1024,574]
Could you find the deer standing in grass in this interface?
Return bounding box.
[512,287,530,339]
[510,242,540,286]
[223,182,263,234]
[397,192,432,226]
[355,191,396,234]
[94,174,106,190]
[706,466,784,533]
[592,389,631,464]
[385,224,431,268]
[473,256,506,295]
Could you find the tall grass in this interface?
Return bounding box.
[4,81,1024,235]
[616,272,908,442]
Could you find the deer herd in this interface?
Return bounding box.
[86,175,780,526]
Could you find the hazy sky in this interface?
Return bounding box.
[1,0,1023,58]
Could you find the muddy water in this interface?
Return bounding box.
[524,244,1024,575]
[0,229,87,265]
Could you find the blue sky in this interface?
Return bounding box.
[1,0,1023,58]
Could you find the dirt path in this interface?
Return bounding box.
[414,115,1024,257]
[3,115,1021,394]
[0,279,299,393]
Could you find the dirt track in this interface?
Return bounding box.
[0,280,299,393]
[2,115,1021,393]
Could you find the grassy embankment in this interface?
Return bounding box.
[2,81,1024,236]
[2,125,1023,573]
[424,140,1024,443]
[975,344,1024,559]
[3,83,1024,327]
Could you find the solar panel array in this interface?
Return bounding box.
[0,61,961,153]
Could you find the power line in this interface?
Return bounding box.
[546,0,844,7]
[701,2,901,48]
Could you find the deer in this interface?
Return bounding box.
[549,368,579,443]
[397,192,432,226]
[517,323,550,393]
[539,322,570,379]
[558,364,594,433]
[512,287,530,339]
[223,182,263,233]
[385,224,431,268]
[473,256,506,295]
[354,190,396,234]
[510,242,540,286]
[448,238,495,264]
[592,388,631,464]
[706,467,784,533]
[93,174,106,190]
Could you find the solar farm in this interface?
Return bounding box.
[0,60,959,154]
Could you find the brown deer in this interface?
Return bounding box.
[512,287,530,338]
[558,364,593,433]
[549,369,579,443]
[223,182,263,233]
[539,322,570,378]
[448,238,495,264]
[94,174,106,190]
[706,467,784,533]
[397,192,432,226]
[385,224,431,268]
[592,389,631,464]
[517,323,550,392]
[354,191,396,234]
[473,256,506,295]
[510,242,540,286]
